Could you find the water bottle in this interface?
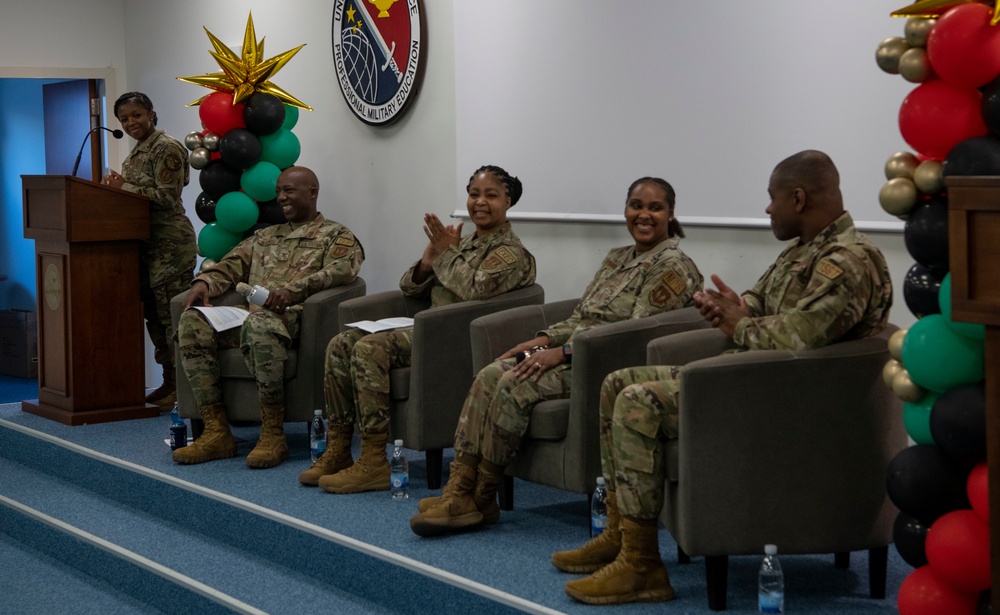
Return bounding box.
[590,476,608,537]
[169,403,187,450]
[235,282,270,306]
[309,409,326,462]
[758,544,784,614]
[390,439,409,500]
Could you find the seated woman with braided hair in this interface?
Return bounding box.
[301,165,538,493]
[409,176,704,537]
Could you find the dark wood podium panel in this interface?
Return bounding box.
[21,175,159,425]
[945,176,1000,614]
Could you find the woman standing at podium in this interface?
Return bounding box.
[102,92,197,412]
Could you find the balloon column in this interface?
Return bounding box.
[176,12,311,262]
[878,4,992,614]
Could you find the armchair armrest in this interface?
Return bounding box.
[299,278,366,384]
[646,327,738,367]
[337,290,429,332]
[469,298,577,373]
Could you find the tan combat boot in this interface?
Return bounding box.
[409,458,483,537]
[318,432,389,493]
[564,516,675,605]
[245,404,288,469]
[416,457,503,524]
[172,402,237,464]
[145,368,177,412]
[298,425,354,486]
[551,490,622,573]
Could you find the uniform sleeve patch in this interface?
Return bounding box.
[648,285,672,308]
[493,246,517,265]
[164,154,183,172]
[816,258,845,280]
[158,168,175,184]
[332,246,349,258]
[483,255,503,270]
[662,270,686,296]
[335,236,356,247]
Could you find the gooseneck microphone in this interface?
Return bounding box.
[71,126,124,178]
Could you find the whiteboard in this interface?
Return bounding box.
[453,0,914,231]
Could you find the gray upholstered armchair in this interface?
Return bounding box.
[336,283,545,489]
[647,326,907,611]
[170,278,367,432]
[469,303,711,509]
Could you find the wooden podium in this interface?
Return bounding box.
[21,175,159,425]
[945,176,999,613]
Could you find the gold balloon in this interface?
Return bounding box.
[884,151,920,180]
[889,328,908,361]
[883,359,904,388]
[899,48,933,83]
[876,37,910,74]
[904,18,936,47]
[879,177,918,217]
[893,0,981,19]
[913,160,945,194]
[891,368,926,402]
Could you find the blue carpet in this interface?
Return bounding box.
[0,374,37,404]
[0,402,909,614]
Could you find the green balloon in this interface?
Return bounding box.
[901,313,984,393]
[215,191,259,233]
[938,273,986,340]
[903,392,939,445]
[241,161,282,202]
[281,104,299,130]
[198,222,243,261]
[260,129,300,169]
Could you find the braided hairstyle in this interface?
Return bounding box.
[113,91,157,126]
[467,165,522,206]
[626,176,684,238]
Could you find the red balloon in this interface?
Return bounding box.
[899,80,988,159]
[927,3,1000,89]
[198,91,246,136]
[898,566,978,615]
[926,509,991,593]
[967,463,989,522]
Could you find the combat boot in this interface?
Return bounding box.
[416,456,503,524]
[145,368,177,412]
[409,457,483,537]
[318,432,389,493]
[298,425,354,486]
[172,402,237,464]
[551,490,622,572]
[245,404,288,469]
[564,516,675,605]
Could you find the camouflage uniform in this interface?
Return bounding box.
[606,212,893,519]
[120,129,199,371]
[324,223,536,434]
[453,236,704,465]
[178,215,364,407]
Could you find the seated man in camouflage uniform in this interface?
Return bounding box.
[554,150,894,606]
[174,166,364,469]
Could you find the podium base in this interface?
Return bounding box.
[21,399,160,426]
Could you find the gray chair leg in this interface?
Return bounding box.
[705,555,728,611]
[677,545,691,564]
[190,418,204,439]
[425,448,443,489]
[835,551,850,569]
[499,475,514,510]
[869,546,888,599]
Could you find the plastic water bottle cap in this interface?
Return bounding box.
[394,439,403,447]
[596,476,605,487]
[314,409,322,416]
[764,544,778,555]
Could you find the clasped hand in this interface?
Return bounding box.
[102,170,125,189]
[499,337,563,382]
[693,274,750,336]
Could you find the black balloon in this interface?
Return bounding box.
[903,198,949,274]
[243,93,286,136]
[903,263,944,319]
[892,511,929,569]
[219,128,262,169]
[981,74,1000,136]
[943,135,1000,176]
[194,191,216,224]
[885,444,971,525]
[978,590,992,615]
[257,199,286,224]
[198,160,242,201]
[930,382,987,465]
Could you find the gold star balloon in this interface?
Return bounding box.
[177,12,312,110]
[892,0,1000,25]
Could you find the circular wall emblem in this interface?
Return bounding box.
[331,0,425,126]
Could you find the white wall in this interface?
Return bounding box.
[1,1,917,389]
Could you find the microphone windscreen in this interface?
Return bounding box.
[111,129,124,139]
[235,282,250,296]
